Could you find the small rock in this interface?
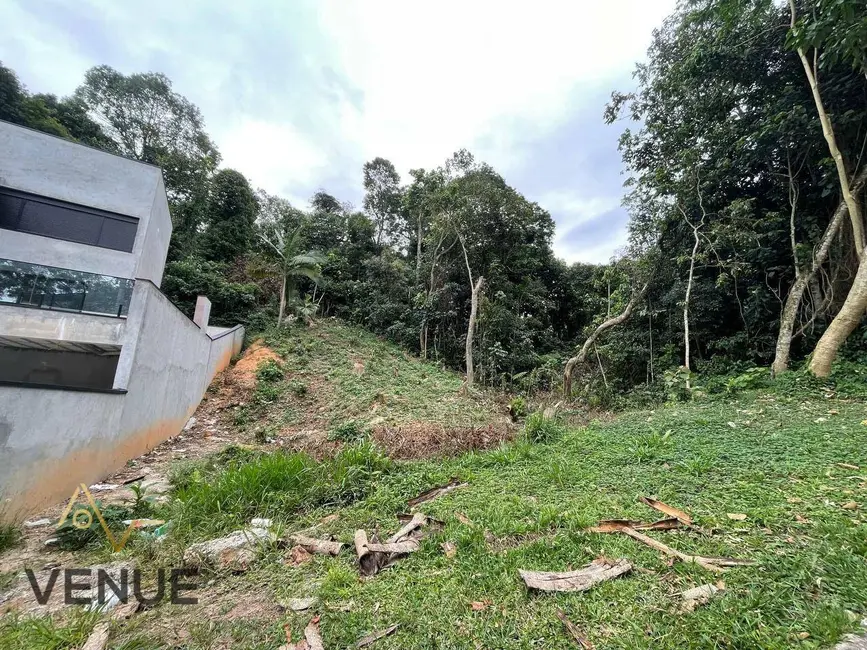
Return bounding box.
[43,538,59,547]
[284,597,318,611]
[24,518,52,528]
[183,417,197,431]
[842,501,860,510]
[679,583,721,613]
[251,518,273,528]
[183,527,274,571]
[89,484,118,491]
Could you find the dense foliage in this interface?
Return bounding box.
[2,0,865,398]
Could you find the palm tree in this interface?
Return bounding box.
[254,225,326,327]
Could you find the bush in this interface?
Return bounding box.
[508,396,528,419]
[288,379,308,397]
[725,366,769,394]
[256,359,284,383]
[328,420,367,442]
[523,412,565,444]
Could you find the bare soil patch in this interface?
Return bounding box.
[371,422,514,459]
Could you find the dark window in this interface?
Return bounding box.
[0,258,134,317]
[0,186,139,253]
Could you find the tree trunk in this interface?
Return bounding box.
[683,221,700,373]
[278,274,287,327]
[772,167,867,374]
[810,255,867,376]
[465,276,484,386]
[789,0,864,258]
[774,166,867,373]
[564,281,650,397]
[416,216,423,282]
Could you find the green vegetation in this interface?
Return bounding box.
[522,411,565,444]
[259,320,497,428]
[167,442,392,538]
[0,523,21,553]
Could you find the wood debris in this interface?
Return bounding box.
[587,518,681,533]
[639,496,701,531]
[519,557,632,592]
[837,463,860,471]
[288,535,344,556]
[408,479,467,508]
[366,540,420,554]
[354,514,428,576]
[556,608,594,648]
[304,617,325,650]
[356,623,399,647]
[617,527,752,572]
[287,546,314,566]
[81,622,111,650]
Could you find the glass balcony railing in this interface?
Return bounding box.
[0,258,134,317]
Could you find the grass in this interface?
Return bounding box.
[165,441,393,539]
[4,333,867,648]
[262,320,497,428]
[0,523,22,553]
[138,388,865,649]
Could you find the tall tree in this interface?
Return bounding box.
[201,169,258,262]
[362,157,402,247]
[74,66,220,255]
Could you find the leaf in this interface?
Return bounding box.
[727,513,748,521]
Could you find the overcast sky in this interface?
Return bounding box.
[1,0,675,264]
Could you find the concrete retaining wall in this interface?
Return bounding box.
[0,281,244,520]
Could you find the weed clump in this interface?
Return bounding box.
[328,420,367,442]
[0,524,22,553]
[523,412,565,443]
[170,442,391,535]
[256,359,284,383]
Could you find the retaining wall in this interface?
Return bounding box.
[0,281,244,520]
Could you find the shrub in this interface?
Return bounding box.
[725,366,769,394]
[508,396,528,419]
[256,359,284,383]
[288,379,308,397]
[523,412,565,444]
[328,420,367,442]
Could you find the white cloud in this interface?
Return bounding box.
[1,0,676,260]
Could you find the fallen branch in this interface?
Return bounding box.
[556,609,594,648]
[304,617,325,650]
[519,558,632,592]
[587,518,681,534]
[387,512,427,543]
[618,527,725,573]
[288,535,344,556]
[356,624,399,648]
[81,623,110,650]
[408,480,466,508]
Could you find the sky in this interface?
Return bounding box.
[0,0,676,264]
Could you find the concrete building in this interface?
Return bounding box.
[0,121,244,519]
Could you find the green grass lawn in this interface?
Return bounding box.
[4,387,866,649]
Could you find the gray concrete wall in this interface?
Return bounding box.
[0,305,126,346]
[206,325,245,380]
[0,279,244,520]
[0,347,119,389]
[0,122,170,284]
[135,175,172,287]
